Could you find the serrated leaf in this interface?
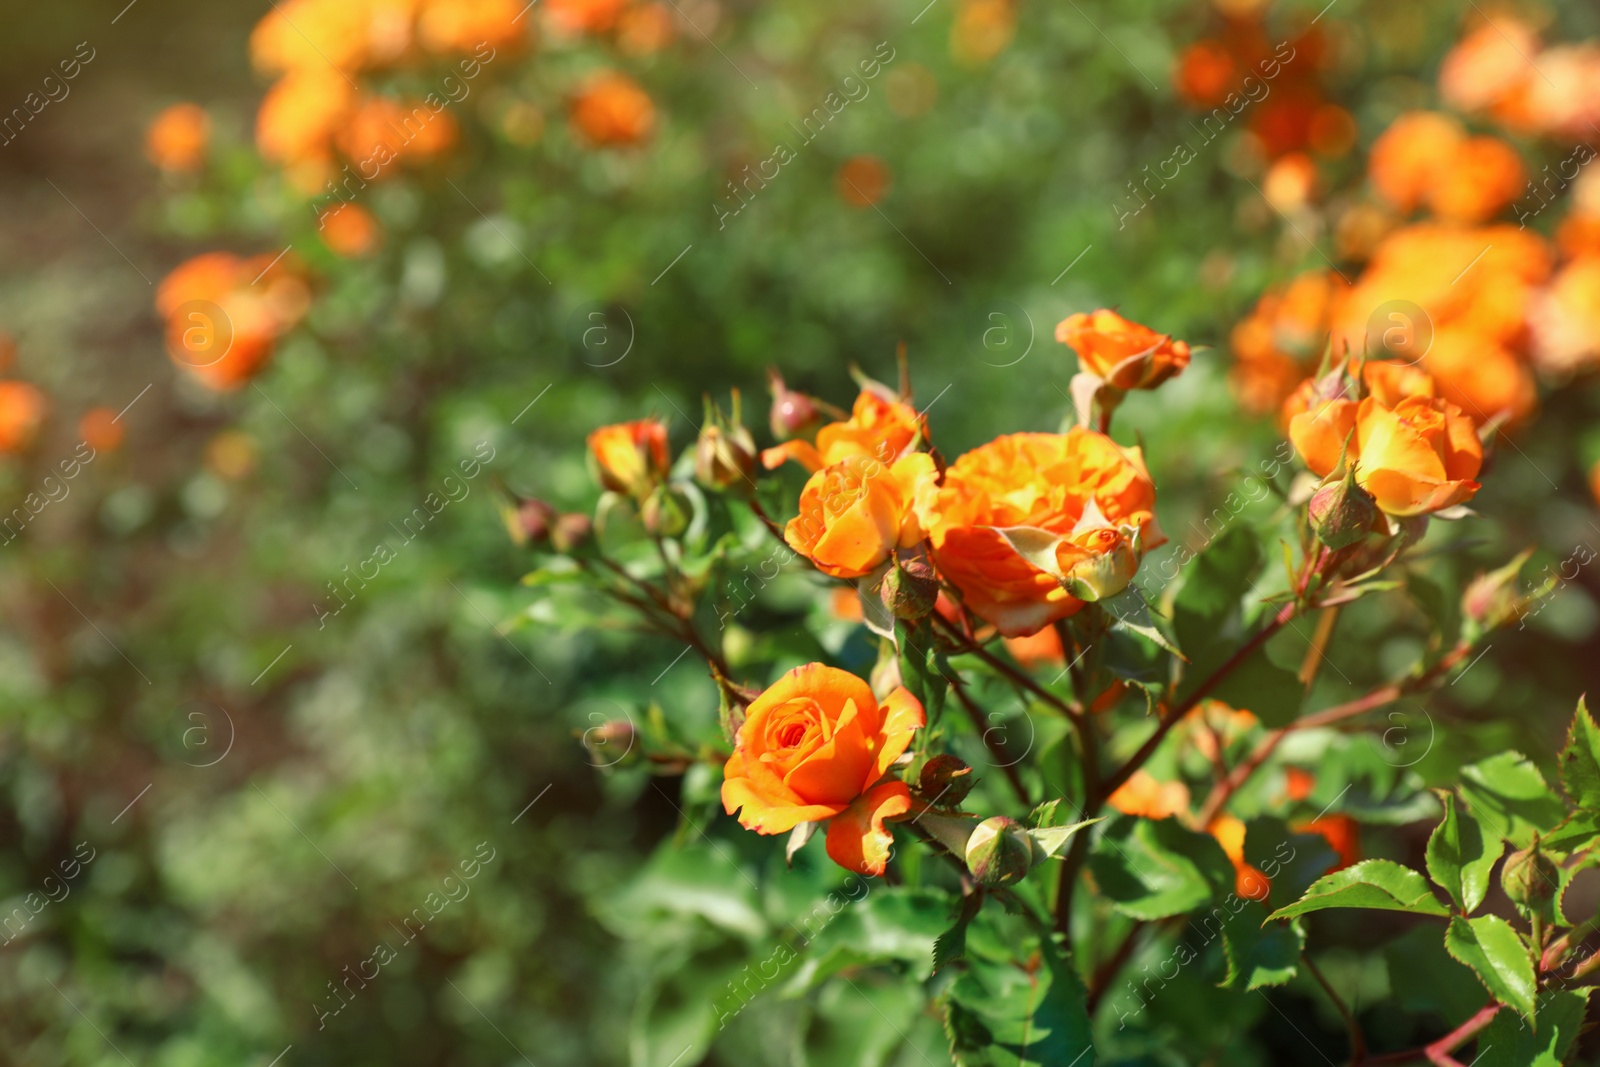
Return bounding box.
[1027,818,1103,861]
[1266,860,1449,921]
[1475,988,1592,1066]
[1220,902,1303,990]
[1088,816,1233,921]
[1444,915,1536,1021]
[1427,792,1502,914]
[1102,586,1183,658]
[1560,696,1600,811]
[933,892,985,975]
[1460,752,1569,849]
[944,928,1093,1067]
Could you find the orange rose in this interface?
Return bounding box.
[1284,378,1356,479]
[1368,111,1463,213]
[784,453,937,579]
[1055,309,1191,391]
[1210,815,1271,900]
[1361,358,1435,408]
[0,381,47,454]
[570,72,655,147]
[145,103,210,173]
[1002,626,1063,667]
[721,664,926,876]
[1107,770,1190,820]
[1439,19,1539,119]
[156,252,308,390]
[1353,395,1482,516]
[1423,326,1537,428]
[417,0,527,53]
[1427,136,1525,224]
[1296,814,1361,872]
[922,431,1161,637]
[545,0,628,34]
[762,389,924,473]
[256,68,355,166]
[587,418,670,496]
[78,407,125,454]
[318,202,383,258]
[1533,256,1600,374]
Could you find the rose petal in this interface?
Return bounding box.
[824,781,913,876]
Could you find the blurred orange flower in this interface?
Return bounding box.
[950,0,1016,66]
[836,156,891,208]
[570,71,655,147]
[1427,136,1525,224]
[78,408,124,454]
[417,0,525,53]
[1108,770,1190,820]
[546,0,628,35]
[256,69,356,167]
[156,251,308,390]
[587,418,670,496]
[0,382,47,454]
[318,202,383,258]
[145,103,210,173]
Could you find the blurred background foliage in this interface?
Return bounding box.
[3,0,1600,1064]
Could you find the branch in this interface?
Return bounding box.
[1304,953,1365,1064]
[1361,1002,1498,1065]
[948,674,1032,807]
[933,612,1081,718]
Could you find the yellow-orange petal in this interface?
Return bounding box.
[824,781,913,876]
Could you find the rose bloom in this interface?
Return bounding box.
[1439,19,1539,119]
[417,0,527,53]
[256,69,355,165]
[1262,152,1319,213]
[721,664,925,876]
[587,418,670,496]
[921,431,1161,637]
[1368,111,1463,213]
[249,0,383,76]
[545,0,628,35]
[950,0,1017,67]
[156,252,309,390]
[1426,136,1525,224]
[145,103,210,173]
[318,203,383,258]
[337,95,457,169]
[1423,326,1537,428]
[617,3,674,55]
[762,389,923,473]
[1532,256,1600,374]
[1003,626,1063,667]
[1107,770,1190,820]
[78,407,125,454]
[1352,395,1482,516]
[570,72,655,147]
[1173,39,1236,108]
[784,453,937,579]
[0,381,47,454]
[1055,309,1191,391]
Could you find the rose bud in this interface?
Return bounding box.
[1061,526,1139,603]
[1463,549,1533,631]
[580,719,636,766]
[1055,309,1192,391]
[881,544,940,620]
[1501,841,1558,913]
[641,484,691,537]
[695,393,759,490]
[1308,467,1378,549]
[767,367,821,441]
[965,815,1033,886]
[517,498,557,543]
[551,512,593,553]
[587,418,671,497]
[917,753,975,807]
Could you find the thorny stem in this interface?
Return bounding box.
[932,613,1082,718]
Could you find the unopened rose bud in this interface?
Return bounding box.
[767,368,821,441]
[587,419,671,497]
[517,498,557,543]
[1463,549,1532,630]
[695,423,757,490]
[641,484,691,537]
[881,545,940,620]
[1308,468,1378,549]
[1502,841,1558,913]
[551,512,592,553]
[581,719,636,765]
[1062,527,1137,602]
[918,754,975,807]
[965,816,1032,886]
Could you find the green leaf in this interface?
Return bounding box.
[1444,915,1537,1021]
[1542,809,1600,852]
[795,977,926,1067]
[1220,902,1304,990]
[1172,525,1261,659]
[633,943,751,1067]
[933,892,985,975]
[1088,816,1234,921]
[1027,818,1103,861]
[784,888,951,992]
[1475,989,1593,1066]
[944,930,1093,1067]
[1266,860,1449,921]
[1102,586,1182,658]
[1560,696,1600,811]
[1460,752,1569,849]
[1426,792,1502,914]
